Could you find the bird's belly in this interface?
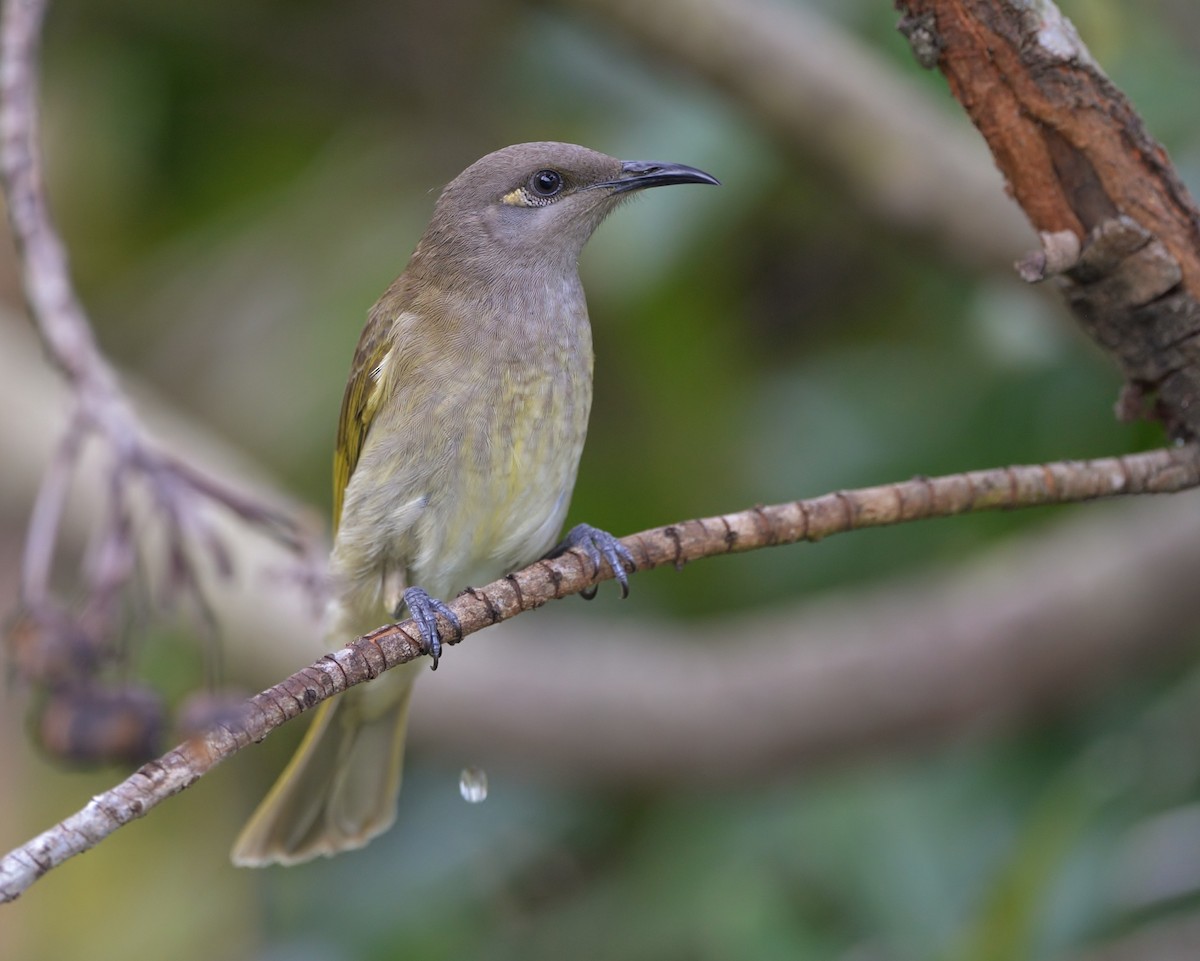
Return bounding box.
[447,481,571,591]
[411,369,589,595]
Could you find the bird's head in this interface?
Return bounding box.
[417,142,719,272]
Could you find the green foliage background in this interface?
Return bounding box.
[4,0,1200,958]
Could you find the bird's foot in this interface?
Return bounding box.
[548,523,635,600]
[401,586,461,670]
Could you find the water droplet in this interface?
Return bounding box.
[459,766,488,803]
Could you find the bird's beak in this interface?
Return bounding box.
[599,160,721,193]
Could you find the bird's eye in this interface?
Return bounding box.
[530,169,564,197]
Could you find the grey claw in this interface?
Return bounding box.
[555,523,635,599]
[402,586,461,670]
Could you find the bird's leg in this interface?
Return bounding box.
[546,523,635,600]
[399,587,462,671]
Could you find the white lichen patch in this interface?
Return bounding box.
[1010,0,1099,69]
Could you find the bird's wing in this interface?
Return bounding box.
[333,317,395,533]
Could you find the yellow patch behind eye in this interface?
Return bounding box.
[501,188,528,206]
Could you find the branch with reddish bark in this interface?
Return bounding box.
[895,0,1200,438]
[2,444,1198,901]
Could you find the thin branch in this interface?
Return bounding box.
[410,492,1200,784]
[1,314,1194,786]
[0,0,316,702]
[18,407,84,605]
[3,444,1198,902]
[0,0,99,387]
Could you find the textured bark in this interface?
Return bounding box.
[5,443,1200,901]
[897,0,1200,437]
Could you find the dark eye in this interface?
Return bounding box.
[530,169,563,197]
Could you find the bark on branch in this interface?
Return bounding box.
[0,313,1193,789]
[896,0,1200,437]
[3,444,1200,901]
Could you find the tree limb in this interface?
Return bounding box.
[0,314,1193,790]
[3,443,1200,901]
[0,0,316,701]
[895,0,1200,438]
[411,491,1200,783]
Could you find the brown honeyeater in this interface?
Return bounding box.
[231,142,718,866]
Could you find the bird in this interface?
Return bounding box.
[231,141,719,866]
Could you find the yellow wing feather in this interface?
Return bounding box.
[333,317,395,532]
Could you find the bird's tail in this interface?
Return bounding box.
[230,663,420,867]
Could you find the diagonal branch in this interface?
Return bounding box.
[2,443,1198,902]
[895,0,1200,438]
[5,0,1200,916]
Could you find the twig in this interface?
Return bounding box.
[412,488,1200,783]
[18,407,85,606]
[2,444,1198,902]
[2,315,1196,787]
[0,0,315,704]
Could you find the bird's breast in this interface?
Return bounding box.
[446,323,593,580]
[332,278,596,610]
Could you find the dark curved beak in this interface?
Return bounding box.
[600,160,721,193]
